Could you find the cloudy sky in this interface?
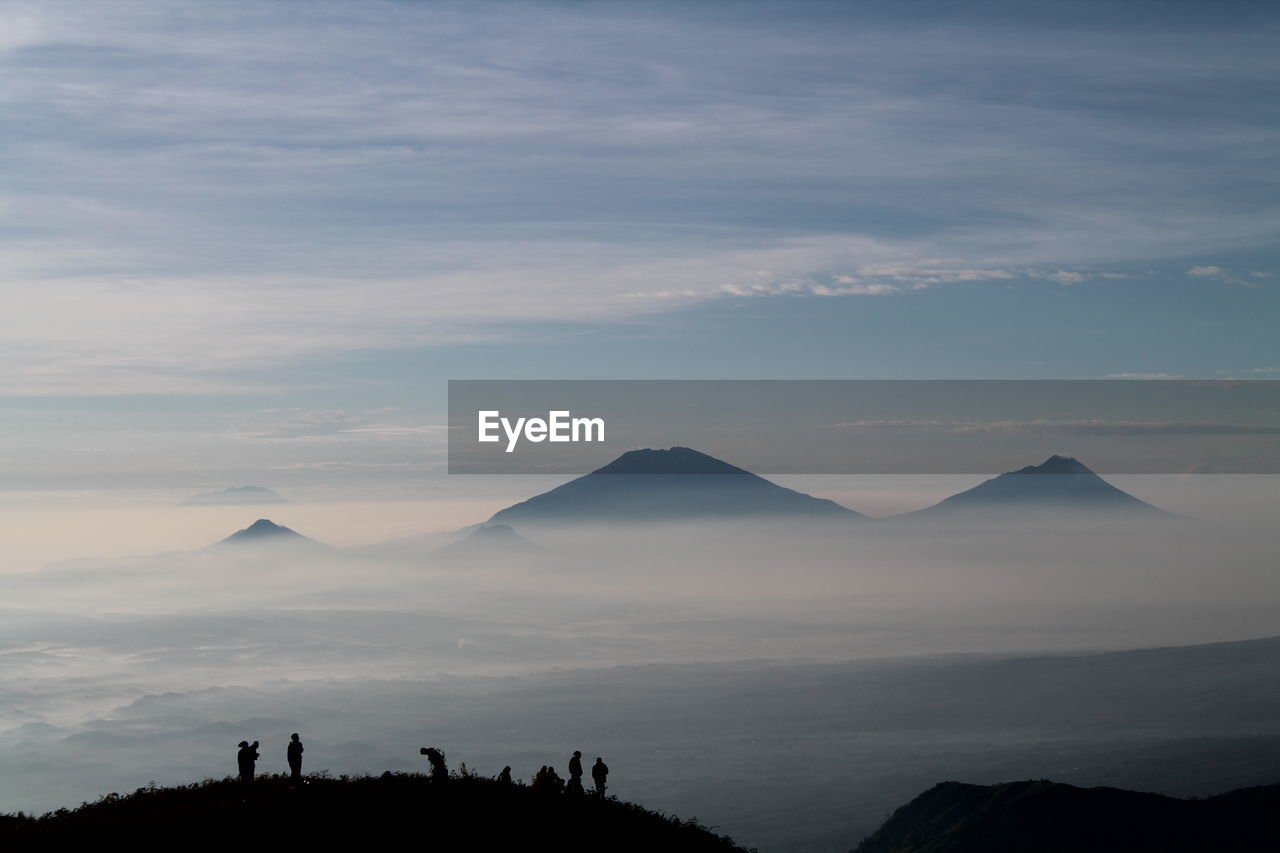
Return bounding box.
[3,0,1278,492]
[3,8,1279,842]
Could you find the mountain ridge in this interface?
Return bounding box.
[0,773,750,851]
[854,777,1279,852]
[487,446,862,527]
[895,454,1168,518]
[181,486,288,506]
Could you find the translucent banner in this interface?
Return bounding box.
[447,380,1280,474]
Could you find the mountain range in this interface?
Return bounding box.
[196,450,1169,552]
[485,448,1166,528]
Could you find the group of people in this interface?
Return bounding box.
[236,733,304,785]
[236,735,608,796]
[531,751,608,796]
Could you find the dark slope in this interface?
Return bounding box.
[0,774,752,852]
[489,447,861,526]
[899,455,1168,518]
[854,778,1279,853]
[215,519,331,549]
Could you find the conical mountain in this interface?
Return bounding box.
[899,455,1168,518]
[434,523,541,560]
[488,447,861,527]
[215,518,331,548]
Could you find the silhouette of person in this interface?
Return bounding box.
[420,747,448,784]
[287,732,304,784]
[237,740,260,785]
[566,750,584,796]
[592,757,608,796]
[497,766,512,784]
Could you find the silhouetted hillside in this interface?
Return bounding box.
[0,773,752,851]
[898,455,1168,518]
[489,447,861,526]
[854,778,1279,853]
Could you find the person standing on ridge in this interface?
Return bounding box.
[567,750,585,795]
[591,756,609,796]
[287,732,304,784]
[237,740,260,785]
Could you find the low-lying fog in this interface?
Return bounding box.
[2,476,1278,851]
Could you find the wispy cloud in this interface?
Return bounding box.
[829,418,1280,436]
[0,244,1143,395]
[1046,270,1087,285]
[1,1,1278,394]
[266,460,438,471]
[1217,366,1280,378]
[1185,265,1262,287]
[222,409,445,443]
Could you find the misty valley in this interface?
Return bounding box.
[2,450,1279,851]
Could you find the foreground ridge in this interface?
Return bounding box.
[0,773,753,852]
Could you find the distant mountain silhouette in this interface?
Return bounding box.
[215,519,330,549]
[488,447,861,526]
[181,486,287,506]
[434,523,541,559]
[855,778,1279,852]
[0,773,750,851]
[897,455,1168,518]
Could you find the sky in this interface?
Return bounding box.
[2,0,1279,496]
[3,7,1280,843]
